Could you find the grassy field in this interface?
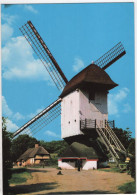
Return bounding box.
[9,168,32,184]
[118,181,136,194]
[98,167,121,173]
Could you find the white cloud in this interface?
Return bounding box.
[19,127,32,136]
[1,23,14,42]
[24,5,38,14]
[2,96,13,117]
[45,130,59,138]
[123,103,131,113]
[14,112,25,120]
[114,88,129,102]
[73,57,85,72]
[1,13,16,25]
[108,88,130,116]
[2,36,51,82]
[108,99,118,116]
[6,119,19,132]
[2,96,24,121]
[28,108,44,119]
[2,95,47,122]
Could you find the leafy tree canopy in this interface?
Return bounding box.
[113,127,132,149]
[128,138,135,155]
[11,134,39,162]
[2,117,12,193]
[40,140,68,156]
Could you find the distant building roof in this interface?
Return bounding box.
[60,64,118,98]
[18,145,49,161]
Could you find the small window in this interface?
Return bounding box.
[89,89,95,101]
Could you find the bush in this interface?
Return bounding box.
[118,181,136,194]
[2,117,13,194]
[44,158,58,167]
[9,168,32,184]
[129,156,135,180]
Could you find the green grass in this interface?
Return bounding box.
[9,168,32,184]
[98,167,121,173]
[118,181,136,194]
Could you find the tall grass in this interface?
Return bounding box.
[9,168,32,184]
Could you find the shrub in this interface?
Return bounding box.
[118,181,136,194]
[2,117,13,194]
[129,156,135,180]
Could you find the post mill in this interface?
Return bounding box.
[13,21,129,170]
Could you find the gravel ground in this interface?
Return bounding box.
[10,167,134,194]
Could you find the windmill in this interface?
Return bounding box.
[13,21,128,169]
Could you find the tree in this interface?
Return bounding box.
[11,134,39,162]
[127,139,135,180]
[128,138,135,156]
[40,140,68,156]
[2,117,12,193]
[113,127,132,149]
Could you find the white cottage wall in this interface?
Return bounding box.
[82,160,97,170]
[30,158,34,164]
[58,160,75,169]
[61,90,83,139]
[58,160,97,170]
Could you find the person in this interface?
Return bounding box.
[77,158,81,171]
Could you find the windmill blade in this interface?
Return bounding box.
[94,42,126,70]
[13,98,61,138]
[19,21,68,91]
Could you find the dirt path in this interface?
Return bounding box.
[10,167,134,194]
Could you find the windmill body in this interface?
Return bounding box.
[13,21,128,170]
[60,64,117,140]
[58,64,118,170]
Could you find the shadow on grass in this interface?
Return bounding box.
[40,190,116,194]
[9,182,58,194]
[11,168,27,174]
[27,168,48,173]
[12,167,50,173]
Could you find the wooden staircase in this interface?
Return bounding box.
[96,122,127,164]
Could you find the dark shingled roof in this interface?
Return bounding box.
[60,142,103,159]
[18,146,49,161]
[60,64,118,98]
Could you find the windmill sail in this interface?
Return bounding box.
[95,42,126,70]
[13,98,61,138]
[19,21,68,91]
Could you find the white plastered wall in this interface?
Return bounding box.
[58,160,97,170]
[58,160,75,169]
[79,89,108,127]
[82,160,97,170]
[61,88,108,139]
[61,90,82,139]
[30,158,34,164]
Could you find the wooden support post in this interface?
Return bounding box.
[113,120,115,129]
[80,120,81,130]
[85,118,87,129]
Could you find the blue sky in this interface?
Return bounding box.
[1,3,135,141]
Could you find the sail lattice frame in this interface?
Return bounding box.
[13,99,61,138]
[20,21,68,91]
[95,42,126,70]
